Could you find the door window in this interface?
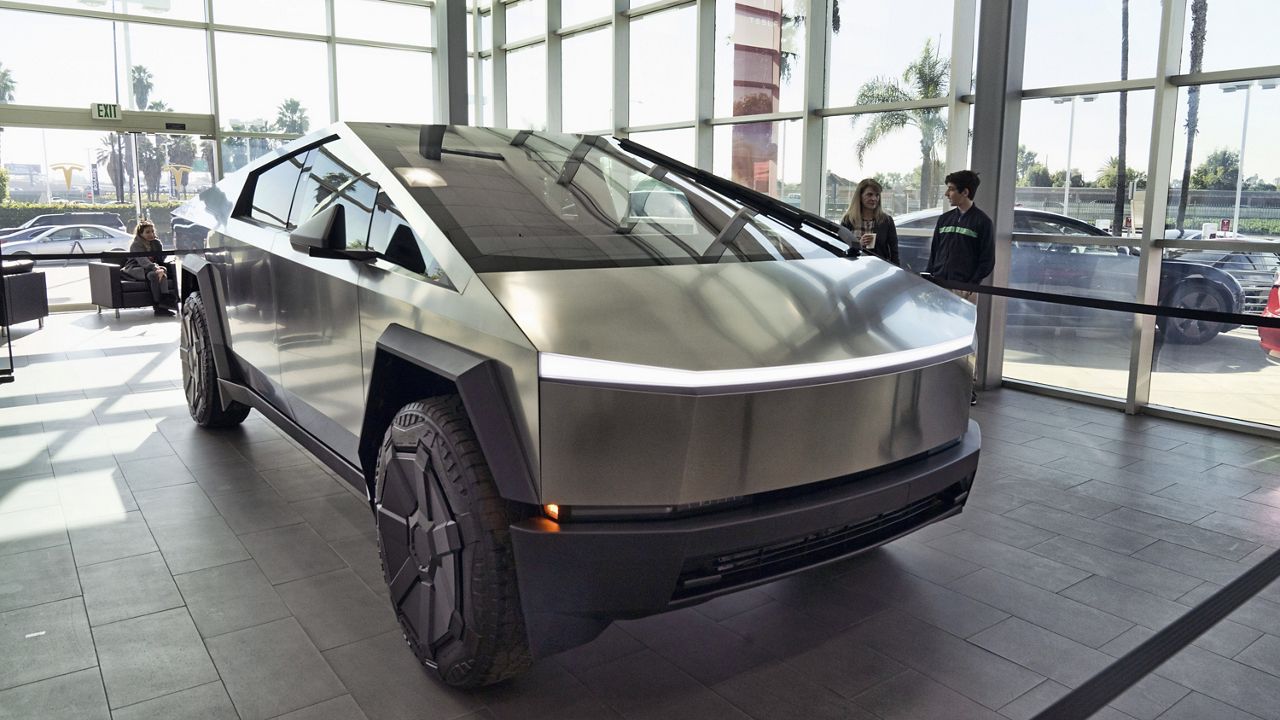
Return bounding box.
[368,192,452,288]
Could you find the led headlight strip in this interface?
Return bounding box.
[539,334,975,392]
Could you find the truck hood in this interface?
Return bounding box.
[480,257,975,392]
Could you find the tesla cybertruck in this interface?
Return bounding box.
[174,123,981,687]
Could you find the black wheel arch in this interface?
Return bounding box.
[358,324,539,506]
[179,254,239,392]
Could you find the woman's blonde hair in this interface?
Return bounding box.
[133,219,156,243]
[842,178,887,228]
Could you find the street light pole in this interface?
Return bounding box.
[1063,97,1076,213]
[1232,82,1251,236]
[1052,94,1096,216]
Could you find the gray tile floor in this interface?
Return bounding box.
[3,312,1280,719]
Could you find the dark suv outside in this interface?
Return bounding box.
[175,123,981,687]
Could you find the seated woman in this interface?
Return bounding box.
[122,220,177,316]
[840,178,900,266]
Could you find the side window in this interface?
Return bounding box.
[49,228,77,241]
[246,150,309,228]
[368,192,452,288]
[289,141,377,249]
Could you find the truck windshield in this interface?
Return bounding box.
[358,124,843,273]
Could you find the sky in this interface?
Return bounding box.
[3,0,1280,194]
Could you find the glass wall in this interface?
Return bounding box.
[629,6,695,127]
[823,109,950,222]
[1148,61,1280,426]
[0,1,434,184]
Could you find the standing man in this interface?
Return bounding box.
[927,170,994,405]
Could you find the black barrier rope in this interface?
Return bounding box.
[1032,548,1280,720]
[920,273,1280,719]
[924,274,1280,330]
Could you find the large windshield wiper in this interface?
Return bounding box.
[616,138,858,258]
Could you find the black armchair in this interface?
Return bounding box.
[89,252,176,318]
[1,260,49,335]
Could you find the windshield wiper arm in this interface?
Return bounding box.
[616,138,857,258]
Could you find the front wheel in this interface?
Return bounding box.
[181,291,250,427]
[1162,282,1229,345]
[373,396,531,688]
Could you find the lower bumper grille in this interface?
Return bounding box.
[672,479,968,601]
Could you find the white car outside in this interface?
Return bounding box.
[1,224,132,257]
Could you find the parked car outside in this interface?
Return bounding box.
[896,208,1246,344]
[174,123,981,687]
[1261,269,1280,362]
[0,211,127,236]
[0,224,132,259]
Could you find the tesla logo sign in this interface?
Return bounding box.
[91,103,121,121]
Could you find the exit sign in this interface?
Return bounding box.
[91,103,121,121]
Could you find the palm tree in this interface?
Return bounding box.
[1112,0,1129,236]
[97,135,134,202]
[275,98,310,135]
[131,65,153,110]
[850,39,949,208]
[1176,0,1208,230]
[0,63,15,169]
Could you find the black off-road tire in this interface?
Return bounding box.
[373,396,532,688]
[1162,282,1228,345]
[181,292,250,427]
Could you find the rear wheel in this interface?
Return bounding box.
[1162,282,1228,345]
[373,396,531,687]
[181,291,250,427]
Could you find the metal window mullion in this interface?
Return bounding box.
[1171,64,1280,87]
[800,0,829,215]
[613,0,629,138]
[622,120,696,133]
[1126,0,1188,414]
[816,97,949,117]
[206,0,223,180]
[708,110,805,125]
[626,0,694,19]
[437,0,468,123]
[493,0,507,126]
[547,1,561,132]
[693,0,714,169]
[947,0,977,171]
[327,0,339,122]
[971,0,1029,391]
[1021,78,1157,99]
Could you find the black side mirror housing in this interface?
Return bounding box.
[290,203,345,251]
[290,204,377,261]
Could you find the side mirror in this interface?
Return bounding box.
[290,203,346,251]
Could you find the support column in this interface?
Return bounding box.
[435,0,469,124]
[546,1,562,132]
[694,0,715,169]
[969,0,1028,390]
[493,0,508,126]
[947,0,977,172]
[800,0,830,214]
[1126,0,1188,413]
[612,0,630,138]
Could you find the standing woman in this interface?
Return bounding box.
[122,220,176,316]
[840,178,899,266]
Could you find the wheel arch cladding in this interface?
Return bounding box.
[180,254,237,386]
[359,324,539,505]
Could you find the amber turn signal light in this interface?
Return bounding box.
[543,504,561,521]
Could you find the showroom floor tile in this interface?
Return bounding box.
[4,312,1280,718]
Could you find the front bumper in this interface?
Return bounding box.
[510,420,981,657]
